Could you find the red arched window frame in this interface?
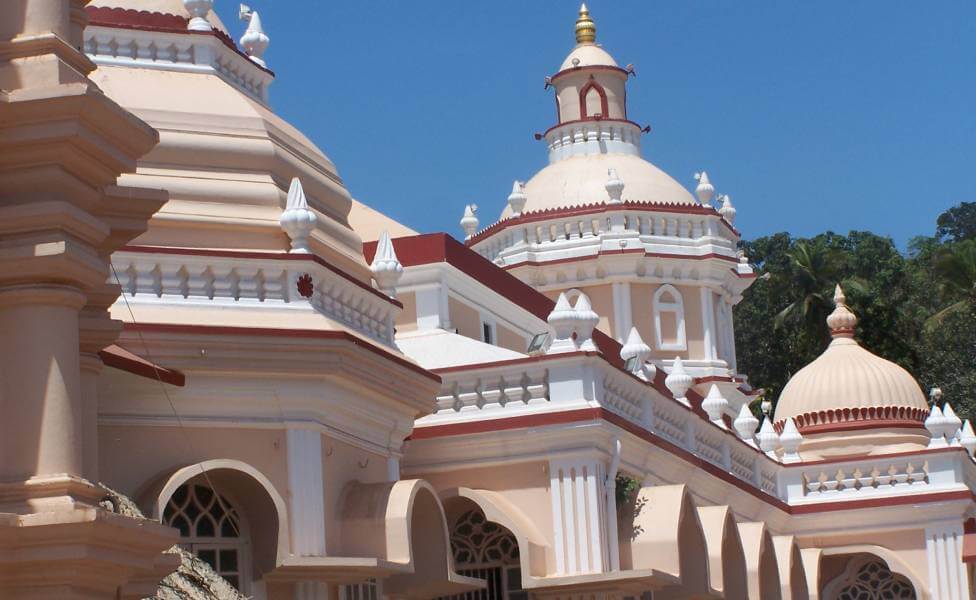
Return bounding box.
[579,80,609,120]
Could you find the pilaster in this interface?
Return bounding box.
[286,428,327,557]
[925,521,970,600]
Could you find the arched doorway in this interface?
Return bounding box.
[163,481,251,593]
[822,554,916,599]
[445,508,525,600]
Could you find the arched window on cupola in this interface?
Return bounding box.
[653,284,687,352]
[579,80,609,119]
[163,482,251,593]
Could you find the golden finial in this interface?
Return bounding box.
[575,3,596,45]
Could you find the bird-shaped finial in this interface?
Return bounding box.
[575,3,596,45]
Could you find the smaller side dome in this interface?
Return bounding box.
[89,0,229,33]
[773,286,929,457]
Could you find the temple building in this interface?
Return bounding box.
[0,1,973,599]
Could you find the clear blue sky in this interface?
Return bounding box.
[220,1,973,247]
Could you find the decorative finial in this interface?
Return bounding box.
[547,292,578,354]
[184,0,214,31]
[926,405,948,448]
[733,404,759,444]
[240,9,270,67]
[718,194,736,225]
[573,292,600,352]
[507,181,527,216]
[756,417,779,457]
[279,177,317,253]
[575,3,596,45]
[605,168,624,204]
[701,385,729,428]
[460,204,479,240]
[943,402,963,441]
[694,172,714,204]
[779,418,803,463]
[620,327,653,379]
[826,284,858,338]
[665,357,693,407]
[959,420,976,457]
[370,231,403,296]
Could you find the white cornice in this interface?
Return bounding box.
[85,25,273,105]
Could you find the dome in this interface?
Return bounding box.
[559,44,618,71]
[500,153,696,219]
[774,286,928,430]
[89,0,230,33]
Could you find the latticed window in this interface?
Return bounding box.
[163,483,250,592]
[444,509,525,600]
[828,557,916,600]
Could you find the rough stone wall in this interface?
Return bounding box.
[100,487,247,600]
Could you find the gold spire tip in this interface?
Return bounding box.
[575,3,596,45]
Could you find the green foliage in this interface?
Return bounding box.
[734,203,976,417]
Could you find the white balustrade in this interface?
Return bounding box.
[112,250,396,344]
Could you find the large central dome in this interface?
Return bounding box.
[500,154,696,219]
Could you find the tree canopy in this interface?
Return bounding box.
[734,202,976,417]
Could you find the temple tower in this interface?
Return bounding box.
[464,5,755,397]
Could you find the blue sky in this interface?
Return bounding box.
[221,2,973,247]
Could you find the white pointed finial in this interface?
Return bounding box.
[779,418,803,463]
[184,0,214,31]
[620,327,654,380]
[547,292,578,354]
[370,231,403,295]
[605,168,625,204]
[733,404,759,444]
[573,292,600,352]
[240,10,270,67]
[279,177,317,253]
[507,181,527,216]
[959,420,976,457]
[694,172,714,204]
[943,402,962,441]
[718,194,736,225]
[664,357,693,407]
[756,417,779,457]
[926,405,948,448]
[460,204,479,240]
[701,385,729,427]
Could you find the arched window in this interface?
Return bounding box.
[823,556,916,599]
[443,509,525,600]
[653,284,687,351]
[579,80,609,119]
[164,482,251,592]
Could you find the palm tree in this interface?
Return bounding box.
[773,242,842,339]
[927,239,976,328]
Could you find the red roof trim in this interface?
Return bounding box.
[465,201,738,247]
[789,489,974,515]
[99,344,185,386]
[85,6,275,76]
[120,245,402,308]
[122,323,439,382]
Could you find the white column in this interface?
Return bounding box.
[700,287,718,362]
[286,428,327,556]
[549,458,608,575]
[926,522,970,600]
[612,282,633,343]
